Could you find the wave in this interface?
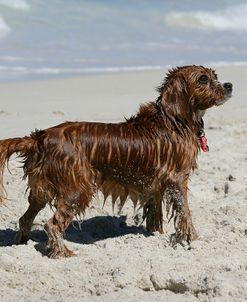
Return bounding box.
[165,4,247,31]
[0,16,10,38]
[0,65,167,77]
[0,0,30,11]
[2,61,247,80]
[208,61,247,67]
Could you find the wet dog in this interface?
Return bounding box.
[0,65,232,257]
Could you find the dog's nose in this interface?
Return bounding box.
[223,82,233,92]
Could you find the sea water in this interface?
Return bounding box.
[0,0,246,81]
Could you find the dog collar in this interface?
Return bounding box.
[198,129,209,152]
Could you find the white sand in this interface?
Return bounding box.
[0,66,247,302]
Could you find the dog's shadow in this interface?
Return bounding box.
[66,215,150,244]
[0,215,151,250]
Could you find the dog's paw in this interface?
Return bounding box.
[170,219,198,247]
[46,242,77,259]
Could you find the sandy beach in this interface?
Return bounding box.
[0,66,247,301]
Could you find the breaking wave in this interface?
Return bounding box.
[0,0,30,11]
[165,4,247,31]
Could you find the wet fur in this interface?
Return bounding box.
[0,65,231,257]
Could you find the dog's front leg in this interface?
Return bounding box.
[166,183,198,243]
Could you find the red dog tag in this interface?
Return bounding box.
[200,135,209,152]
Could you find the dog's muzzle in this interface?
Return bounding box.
[215,82,233,106]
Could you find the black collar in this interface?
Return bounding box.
[156,96,165,115]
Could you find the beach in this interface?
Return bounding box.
[0,66,247,301]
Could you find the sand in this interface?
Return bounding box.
[0,66,247,302]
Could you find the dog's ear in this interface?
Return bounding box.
[158,71,193,123]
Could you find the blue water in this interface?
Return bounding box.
[0,0,247,81]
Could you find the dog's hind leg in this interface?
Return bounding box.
[44,190,91,258]
[16,190,48,244]
[44,201,74,258]
[143,193,164,233]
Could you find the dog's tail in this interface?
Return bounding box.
[0,136,36,204]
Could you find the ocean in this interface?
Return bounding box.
[0,0,246,81]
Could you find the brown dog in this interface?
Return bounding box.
[0,65,232,258]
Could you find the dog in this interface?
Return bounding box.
[0,65,232,258]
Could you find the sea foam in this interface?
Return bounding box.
[165,4,247,31]
[0,17,10,38]
[0,0,30,11]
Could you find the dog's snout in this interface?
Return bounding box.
[223,82,233,93]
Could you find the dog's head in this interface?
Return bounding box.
[158,65,232,122]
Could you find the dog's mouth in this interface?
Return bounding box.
[215,92,232,106]
[215,82,232,106]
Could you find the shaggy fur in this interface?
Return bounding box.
[0,65,232,258]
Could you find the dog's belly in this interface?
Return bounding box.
[95,164,152,188]
[94,165,146,206]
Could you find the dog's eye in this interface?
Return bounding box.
[198,75,209,84]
